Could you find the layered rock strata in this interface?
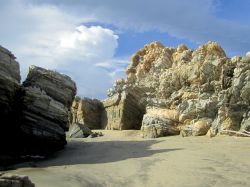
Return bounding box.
[23,66,76,108]
[71,97,104,129]
[69,123,93,138]
[102,91,145,130]
[106,41,250,137]
[0,46,21,161]
[0,173,35,187]
[141,108,180,138]
[0,46,76,163]
[20,66,76,154]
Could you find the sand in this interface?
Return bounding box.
[4,130,250,187]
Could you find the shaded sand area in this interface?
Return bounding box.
[5,130,250,187]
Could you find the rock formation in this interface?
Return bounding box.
[71,97,104,129]
[23,66,76,108]
[106,41,250,138]
[20,66,76,154]
[0,46,22,162]
[102,90,145,130]
[0,46,76,164]
[69,123,93,138]
[141,108,180,138]
[0,173,35,187]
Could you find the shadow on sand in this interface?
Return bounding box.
[28,139,183,167]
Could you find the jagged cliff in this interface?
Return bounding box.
[103,41,250,138]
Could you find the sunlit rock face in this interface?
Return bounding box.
[102,92,145,130]
[106,41,250,137]
[71,97,104,130]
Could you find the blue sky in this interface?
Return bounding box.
[0,0,250,99]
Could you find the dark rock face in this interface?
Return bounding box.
[0,46,22,162]
[0,46,76,164]
[20,66,76,154]
[0,46,20,114]
[71,97,104,129]
[20,87,68,153]
[0,173,35,187]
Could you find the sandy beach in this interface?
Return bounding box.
[5,130,250,187]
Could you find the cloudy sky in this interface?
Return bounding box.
[1,0,250,99]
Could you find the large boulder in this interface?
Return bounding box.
[0,173,35,187]
[102,92,145,130]
[0,46,77,163]
[141,115,180,138]
[23,66,76,108]
[68,123,92,138]
[71,97,104,129]
[20,66,77,154]
[20,87,68,153]
[192,119,211,136]
[141,108,180,138]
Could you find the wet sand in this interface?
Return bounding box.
[5,130,250,187]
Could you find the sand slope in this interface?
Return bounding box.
[5,130,250,187]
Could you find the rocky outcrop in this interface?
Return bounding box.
[106,41,250,138]
[102,91,145,130]
[23,66,76,108]
[71,97,104,129]
[0,46,76,164]
[20,66,76,154]
[0,46,21,162]
[0,173,35,187]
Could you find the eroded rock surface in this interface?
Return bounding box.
[0,46,20,114]
[21,66,76,154]
[71,97,104,129]
[69,123,93,138]
[102,92,145,130]
[0,46,21,162]
[106,41,250,137]
[0,173,35,187]
[23,66,76,108]
[0,46,77,163]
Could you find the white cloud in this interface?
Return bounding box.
[0,0,121,99]
[31,0,250,55]
[96,58,129,81]
[1,0,250,99]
